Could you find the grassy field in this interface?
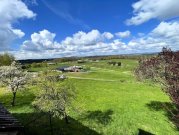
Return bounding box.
[0,59,178,135]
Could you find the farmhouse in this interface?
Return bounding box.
[0,103,23,135]
[57,66,83,72]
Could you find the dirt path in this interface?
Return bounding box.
[68,76,119,82]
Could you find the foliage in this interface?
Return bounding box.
[0,61,28,106]
[108,61,121,66]
[31,62,47,68]
[32,71,76,123]
[0,53,15,66]
[0,58,178,134]
[135,48,179,111]
[21,64,31,69]
[53,57,79,63]
[83,66,91,71]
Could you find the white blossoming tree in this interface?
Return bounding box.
[0,61,28,106]
[32,71,76,134]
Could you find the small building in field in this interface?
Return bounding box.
[0,103,23,135]
[57,66,83,72]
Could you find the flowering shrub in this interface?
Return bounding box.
[0,61,28,106]
[135,48,179,109]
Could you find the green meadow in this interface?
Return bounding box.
[0,59,178,135]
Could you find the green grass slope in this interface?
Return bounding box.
[0,59,178,135]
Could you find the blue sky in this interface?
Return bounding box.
[18,0,155,40]
[0,0,179,59]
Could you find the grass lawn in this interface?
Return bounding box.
[0,59,178,135]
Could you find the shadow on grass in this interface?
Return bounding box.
[146,101,176,112]
[0,89,35,109]
[146,101,179,129]
[1,90,100,135]
[13,112,100,135]
[138,128,155,135]
[81,109,113,126]
[146,101,177,118]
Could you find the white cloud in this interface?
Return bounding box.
[0,0,36,51]
[16,29,124,59]
[22,29,62,51]
[127,21,179,52]
[115,31,131,38]
[61,30,113,46]
[102,32,114,39]
[126,0,179,25]
[13,21,179,59]
[62,30,101,46]
[12,29,25,38]
[151,21,179,38]
[127,37,168,53]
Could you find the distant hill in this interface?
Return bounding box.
[18,52,158,64]
[18,59,53,64]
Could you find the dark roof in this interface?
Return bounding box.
[56,66,69,71]
[0,103,23,132]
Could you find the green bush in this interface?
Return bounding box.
[31,62,47,68]
[0,53,14,66]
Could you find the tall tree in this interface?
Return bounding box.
[0,61,28,106]
[32,71,76,134]
[0,53,15,66]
